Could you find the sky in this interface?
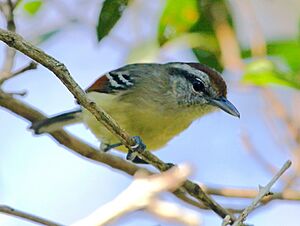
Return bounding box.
[1,0,300,225]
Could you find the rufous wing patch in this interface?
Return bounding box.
[86,74,112,93]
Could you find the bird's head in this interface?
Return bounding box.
[166,62,240,118]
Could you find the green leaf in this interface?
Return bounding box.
[242,40,300,73]
[193,48,222,71]
[243,59,300,89]
[23,0,43,16]
[96,0,129,42]
[241,39,300,89]
[34,29,61,45]
[158,0,199,45]
[267,40,300,73]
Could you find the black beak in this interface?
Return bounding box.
[209,97,240,118]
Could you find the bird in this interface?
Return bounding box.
[31,62,240,162]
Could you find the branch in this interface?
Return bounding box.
[0,89,141,175]
[0,0,16,78]
[232,160,292,226]
[0,89,226,214]
[1,90,296,222]
[0,61,37,85]
[72,164,201,226]
[0,205,64,226]
[202,186,300,201]
[0,29,233,220]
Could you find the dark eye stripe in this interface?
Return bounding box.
[169,67,206,91]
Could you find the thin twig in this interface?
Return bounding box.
[0,28,233,221]
[0,205,64,226]
[201,184,300,201]
[0,61,37,85]
[6,90,27,96]
[232,160,292,226]
[0,0,16,78]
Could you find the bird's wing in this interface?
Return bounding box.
[86,69,135,94]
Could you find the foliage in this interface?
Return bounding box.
[96,0,129,42]
[23,0,43,16]
[157,0,199,45]
[243,59,300,89]
[242,40,300,89]
[23,0,299,90]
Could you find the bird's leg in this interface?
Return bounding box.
[126,136,148,164]
[100,142,123,152]
[100,136,148,164]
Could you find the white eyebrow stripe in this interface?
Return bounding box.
[117,73,134,86]
[171,64,199,74]
[171,63,210,84]
[106,73,124,88]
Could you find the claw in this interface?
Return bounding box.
[126,150,148,164]
[130,136,146,153]
[126,150,137,161]
[126,136,148,164]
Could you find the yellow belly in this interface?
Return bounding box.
[82,92,195,152]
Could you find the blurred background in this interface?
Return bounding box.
[1,0,300,225]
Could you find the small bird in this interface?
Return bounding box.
[31,62,239,162]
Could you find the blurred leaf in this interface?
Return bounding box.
[96,0,129,42]
[15,0,23,8]
[167,33,219,51]
[242,40,300,72]
[193,48,222,71]
[241,39,300,89]
[158,0,199,45]
[267,40,300,73]
[34,29,61,45]
[23,0,43,16]
[243,59,300,89]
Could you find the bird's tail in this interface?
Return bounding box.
[30,109,82,134]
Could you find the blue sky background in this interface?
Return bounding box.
[1,0,300,225]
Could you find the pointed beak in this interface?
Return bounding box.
[209,97,240,118]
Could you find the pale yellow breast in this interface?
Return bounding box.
[82,92,196,152]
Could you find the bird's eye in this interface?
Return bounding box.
[192,80,205,93]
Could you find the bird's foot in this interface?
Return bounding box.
[130,136,146,153]
[126,136,148,164]
[126,150,148,164]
